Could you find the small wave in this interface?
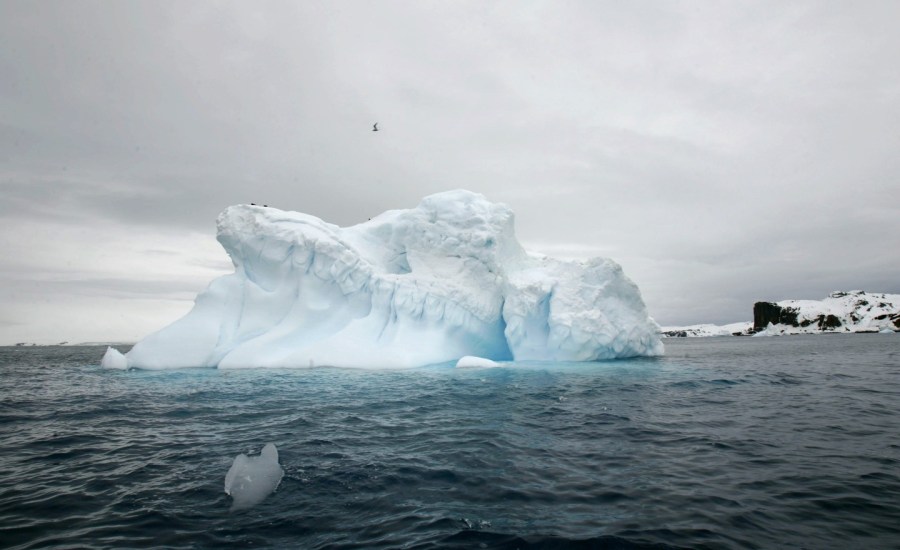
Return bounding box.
[430,530,690,549]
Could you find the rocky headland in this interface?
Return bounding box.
[662,291,899,337]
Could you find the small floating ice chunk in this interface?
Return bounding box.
[100,347,128,369]
[224,443,284,510]
[455,356,501,368]
[751,324,777,337]
[880,327,895,334]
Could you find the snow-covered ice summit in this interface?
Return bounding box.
[106,190,663,369]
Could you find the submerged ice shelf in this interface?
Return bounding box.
[108,190,663,369]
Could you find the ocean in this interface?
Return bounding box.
[1,335,898,549]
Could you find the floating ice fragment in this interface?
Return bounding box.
[224,443,284,510]
[455,356,501,368]
[100,347,128,369]
[751,323,777,337]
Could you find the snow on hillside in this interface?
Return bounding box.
[662,291,899,338]
[753,291,899,336]
[660,322,753,338]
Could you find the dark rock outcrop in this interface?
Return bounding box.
[681,292,897,337]
[754,301,847,332]
[753,302,799,331]
[820,314,842,329]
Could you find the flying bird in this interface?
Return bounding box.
[372,122,379,132]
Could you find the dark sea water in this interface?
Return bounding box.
[2,335,899,550]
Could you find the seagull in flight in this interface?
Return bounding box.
[372,122,379,132]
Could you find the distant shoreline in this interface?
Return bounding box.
[662,290,899,337]
[5,342,136,348]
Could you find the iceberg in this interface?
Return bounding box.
[118,190,663,369]
[224,443,284,510]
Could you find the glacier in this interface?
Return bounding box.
[118,190,663,369]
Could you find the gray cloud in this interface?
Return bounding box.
[2,0,899,343]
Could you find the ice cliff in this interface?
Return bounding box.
[112,190,663,369]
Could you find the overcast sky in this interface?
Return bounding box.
[2,1,899,344]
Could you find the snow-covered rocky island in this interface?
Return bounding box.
[660,322,753,338]
[752,291,900,336]
[103,190,663,369]
[661,291,899,338]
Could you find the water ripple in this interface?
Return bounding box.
[1,336,899,549]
